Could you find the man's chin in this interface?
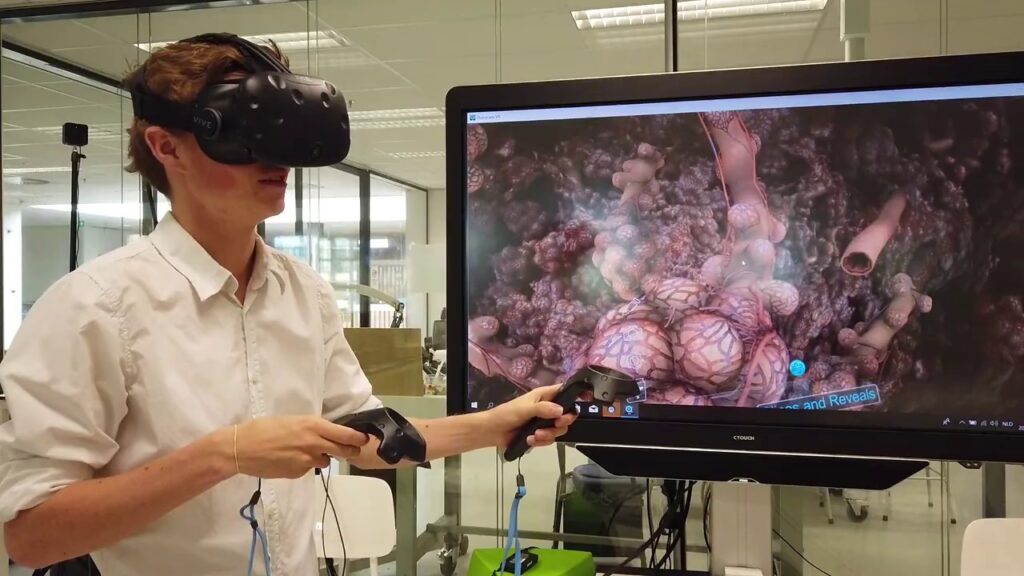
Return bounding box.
[259,191,287,215]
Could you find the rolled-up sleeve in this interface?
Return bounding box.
[0,272,129,524]
[316,280,382,422]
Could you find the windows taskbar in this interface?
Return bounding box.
[465,397,1024,434]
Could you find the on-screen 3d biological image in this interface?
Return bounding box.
[464,94,1024,421]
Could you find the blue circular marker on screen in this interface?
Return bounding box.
[789,359,807,377]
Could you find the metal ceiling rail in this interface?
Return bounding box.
[0,0,298,24]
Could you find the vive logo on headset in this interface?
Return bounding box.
[192,109,221,139]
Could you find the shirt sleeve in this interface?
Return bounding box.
[0,271,130,524]
[317,279,382,422]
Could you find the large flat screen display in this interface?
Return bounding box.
[447,52,1024,462]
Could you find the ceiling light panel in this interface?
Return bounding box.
[572,0,828,29]
[351,119,445,130]
[349,108,446,130]
[388,151,446,159]
[3,166,72,174]
[349,108,443,120]
[136,30,351,53]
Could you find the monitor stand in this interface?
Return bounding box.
[575,445,928,576]
[711,482,772,576]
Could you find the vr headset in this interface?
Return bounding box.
[129,32,350,167]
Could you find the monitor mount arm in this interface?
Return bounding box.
[333,283,405,328]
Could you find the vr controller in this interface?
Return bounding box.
[334,407,430,468]
[503,365,641,462]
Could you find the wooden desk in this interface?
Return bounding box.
[344,328,424,397]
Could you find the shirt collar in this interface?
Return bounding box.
[249,239,272,293]
[149,212,274,302]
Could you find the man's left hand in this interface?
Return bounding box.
[489,384,577,450]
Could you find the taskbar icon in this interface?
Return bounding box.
[599,400,639,419]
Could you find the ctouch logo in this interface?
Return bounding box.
[733,435,756,441]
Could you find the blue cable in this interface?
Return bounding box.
[240,478,273,576]
[496,473,527,575]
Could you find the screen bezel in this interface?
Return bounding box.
[445,50,1024,464]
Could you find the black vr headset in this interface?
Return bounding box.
[130,32,350,167]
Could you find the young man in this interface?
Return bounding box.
[0,36,574,574]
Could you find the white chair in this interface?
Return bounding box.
[961,518,1024,575]
[314,473,397,576]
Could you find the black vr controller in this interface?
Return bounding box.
[335,407,430,468]
[503,365,641,462]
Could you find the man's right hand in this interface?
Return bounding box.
[3,415,367,569]
[225,416,371,479]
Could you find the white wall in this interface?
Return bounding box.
[427,188,446,245]
[426,187,446,327]
[22,225,123,307]
[405,187,428,332]
[22,225,67,309]
[81,224,125,264]
[3,207,22,350]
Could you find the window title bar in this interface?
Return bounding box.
[466,82,1024,125]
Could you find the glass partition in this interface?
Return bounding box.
[368,175,428,330]
[1,35,142,347]
[296,166,362,327]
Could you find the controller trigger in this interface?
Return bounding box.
[334,407,429,466]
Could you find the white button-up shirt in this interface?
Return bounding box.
[0,213,380,575]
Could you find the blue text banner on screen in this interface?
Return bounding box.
[466,83,1024,124]
[758,384,881,411]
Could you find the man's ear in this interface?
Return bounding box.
[143,126,185,174]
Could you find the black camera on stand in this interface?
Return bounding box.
[61,122,87,271]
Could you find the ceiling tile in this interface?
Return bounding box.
[1,83,92,111]
[317,63,410,92]
[0,60,65,85]
[138,3,311,44]
[339,87,433,113]
[340,21,497,61]
[37,80,124,104]
[862,21,941,59]
[948,16,1024,54]
[949,0,1024,19]
[3,20,114,51]
[385,55,495,100]
[44,45,146,80]
[1,73,25,87]
[3,127,62,146]
[496,11,584,55]
[3,105,121,132]
[75,16,149,46]
[317,0,497,29]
